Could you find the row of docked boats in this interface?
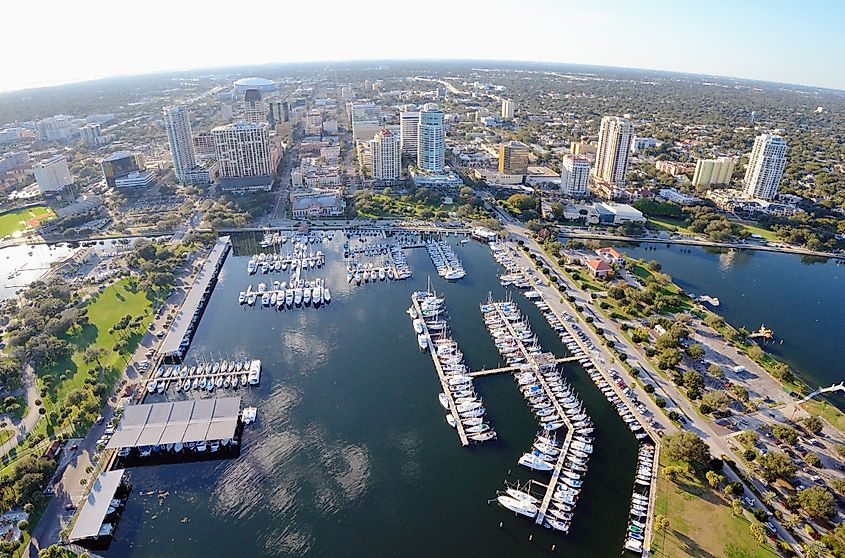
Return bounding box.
[586,365,651,440]
[409,291,496,443]
[346,261,396,284]
[425,239,466,280]
[624,444,656,553]
[490,242,532,288]
[259,231,332,248]
[480,300,541,366]
[247,248,325,274]
[146,359,261,394]
[239,279,331,308]
[117,436,240,460]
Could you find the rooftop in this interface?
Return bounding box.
[159,236,230,356]
[106,397,241,450]
[69,469,126,542]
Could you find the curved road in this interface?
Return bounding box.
[0,364,41,459]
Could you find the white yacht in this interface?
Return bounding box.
[496,495,538,518]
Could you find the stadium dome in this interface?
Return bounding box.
[233,77,277,93]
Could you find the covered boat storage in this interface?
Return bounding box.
[68,469,128,543]
[106,397,241,450]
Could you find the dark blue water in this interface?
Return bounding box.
[106,235,639,558]
[616,243,845,390]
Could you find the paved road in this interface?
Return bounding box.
[0,365,42,459]
[505,222,804,554]
[557,229,845,261]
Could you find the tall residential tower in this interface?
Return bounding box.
[593,116,634,186]
[560,155,591,197]
[370,129,401,181]
[417,108,445,173]
[743,134,787,200]
[163,106,197,182]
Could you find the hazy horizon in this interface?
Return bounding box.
[5,0,844,94]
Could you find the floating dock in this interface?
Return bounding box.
[411,294,470,447]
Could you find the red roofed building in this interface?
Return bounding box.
[595,247,624,264]
[585,258,612,278]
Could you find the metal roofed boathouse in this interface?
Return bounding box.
[68,469,131,548]
[160,236,231,363]
[107,397,243,464]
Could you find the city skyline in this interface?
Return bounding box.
[4,0,845,93]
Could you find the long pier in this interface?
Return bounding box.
[505,242,660,548]
[468,356,582,377]
[483,301,577,525]
[411,294,469,447]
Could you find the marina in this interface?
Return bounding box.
[142,359,261,395]
[425,238,466,280]
[160,236,231,364]
[102,233,642,558]
[409,289,496,446]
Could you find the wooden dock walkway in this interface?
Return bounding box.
[468,356,582,378]
[483,301,577,524]
[412,295,469,447]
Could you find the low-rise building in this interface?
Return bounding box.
[594,247,624,264]
[114,170,156,188]
[562,202,645,226]
[585,258,612,278]
[290,190,345,219]
[655,160,696,176]
[658,188,702,206]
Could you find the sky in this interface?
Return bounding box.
[4,0,844,92]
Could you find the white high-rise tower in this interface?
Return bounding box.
[163,106,197,182]
[560,155,591,197]
[743,134,787,200]
[370,129,401,180]
[593,116,634,186]
[417,108,445,173]
[501,99,514,120]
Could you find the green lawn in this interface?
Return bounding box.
[30,278,157,441]
[0,429,13,446]
[0,206,55,237]
[648,215,692,234]
[653,456,779,558]
[738,222,779,242]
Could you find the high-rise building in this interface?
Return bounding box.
[498,141,529,174]
[692,156,735,188]
[101,151,146,188]
[193,132,217,158]
[593,116,634,186]
[241,89,268,124]
[36,115,78,142]
[305,110,323,136]
[399,111,420,154]
[80,124,103,147]
[560,155,591,197]
[501,99,515,120]
[743,134,787,200]
[349,102,381,141]
[33,155,73,193]
[212,122,273,189]
[269,101,289,126]
[370,129,400,181]
[417,108,445,173]
[163,106,197,183]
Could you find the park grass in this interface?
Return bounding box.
[357,193,490,221]
[28,277,156,443]
[648,215,692,234]
[0,429,13,446]
[652,455,779,558]
[802,398,845,432]
[0,206,55,237]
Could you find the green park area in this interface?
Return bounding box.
[352,188,491,221]
[653,450,779,558]
[0,206,55,237]
[24,278,157,448]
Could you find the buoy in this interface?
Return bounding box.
[499,522,503,529]
[529,535,533,541]
[551,544,556,551]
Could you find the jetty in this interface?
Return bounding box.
[468,356,582,377]
[160,236,231,364]
[411,293,470,447]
